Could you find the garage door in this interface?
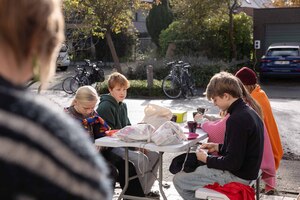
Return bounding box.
[265,24,300,51]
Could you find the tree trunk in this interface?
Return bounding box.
[228,1,237,61]
[106,31,122,73]
[90,36,96,59]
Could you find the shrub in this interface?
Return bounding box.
[159,21,187,56]
[131,58,169,80]
[125,56,230,88]
[158,12,253,61]
[94,56,248,99]
[96,79,165,98]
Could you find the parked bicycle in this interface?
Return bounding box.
[162,60,195,99]
[62,59,105,94]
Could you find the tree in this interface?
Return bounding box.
[63,0,160,73]
[228,0,239,61]
[63,2,99,59]
[146,0,173,47]
[170,0,225,32]
[166,0,253,61]
[272,0,300,6]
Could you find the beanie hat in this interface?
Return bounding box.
[235,67,257,85]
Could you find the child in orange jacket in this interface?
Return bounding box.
[236,67,283,170]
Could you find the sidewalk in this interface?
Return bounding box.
[34,89,300,199]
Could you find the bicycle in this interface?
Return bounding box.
[62,59,105,94]
[162,61,195,99]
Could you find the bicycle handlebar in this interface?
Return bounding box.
[166,61,176,66]
[166,60,191,67]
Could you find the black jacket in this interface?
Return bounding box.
[206,98,264,180]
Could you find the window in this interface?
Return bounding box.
[267,48,299,56]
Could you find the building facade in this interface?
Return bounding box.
[253,7,300,60]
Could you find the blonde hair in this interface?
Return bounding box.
[206,72,242,100]
[0,0,64,87]
[107,72,130,90]
[71,86,99,106]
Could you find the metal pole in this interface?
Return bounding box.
[146,65,153,89]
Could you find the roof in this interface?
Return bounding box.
[240,0,273,8]
[268,42,300,49]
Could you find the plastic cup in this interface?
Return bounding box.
[187,121,197,133]
[197,107,207,115]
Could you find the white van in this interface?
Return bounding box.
[56,44,70,71]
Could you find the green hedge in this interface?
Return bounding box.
[95,57,250,98]
[96,79,166,98]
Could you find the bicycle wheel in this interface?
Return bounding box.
[181,73,195,98]
[162,75,182,99]
[187,75,196,96]
[69,77,81,94]
[81,76,90,86]
[62,77,75,94]
[70,76,90,93]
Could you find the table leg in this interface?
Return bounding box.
[117,148,158,200]
[118,147,129,200]
[158,152,167,200]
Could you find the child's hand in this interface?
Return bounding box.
[200,142,219,153]
[194,113,203,123]
[136,148,148,155]
[196,148,208,163]
[219,110,227,118]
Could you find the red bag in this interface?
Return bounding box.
[204,182,255,200]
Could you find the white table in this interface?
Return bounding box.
[95,128,207,200]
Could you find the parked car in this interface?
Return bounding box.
[56,44,70,71]
[258,42,300,81]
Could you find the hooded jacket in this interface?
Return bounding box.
[96,94,131,129]
[251,85,283,170]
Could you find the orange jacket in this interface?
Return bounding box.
[251,85,283,170]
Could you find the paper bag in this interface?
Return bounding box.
[141,104,173,129]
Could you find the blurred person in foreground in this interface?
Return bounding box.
[235,67,283,170]
[0,0,112,199]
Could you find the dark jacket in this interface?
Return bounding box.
[96,94,131,129]
[0,76,112,199]
[206,98,264,180]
